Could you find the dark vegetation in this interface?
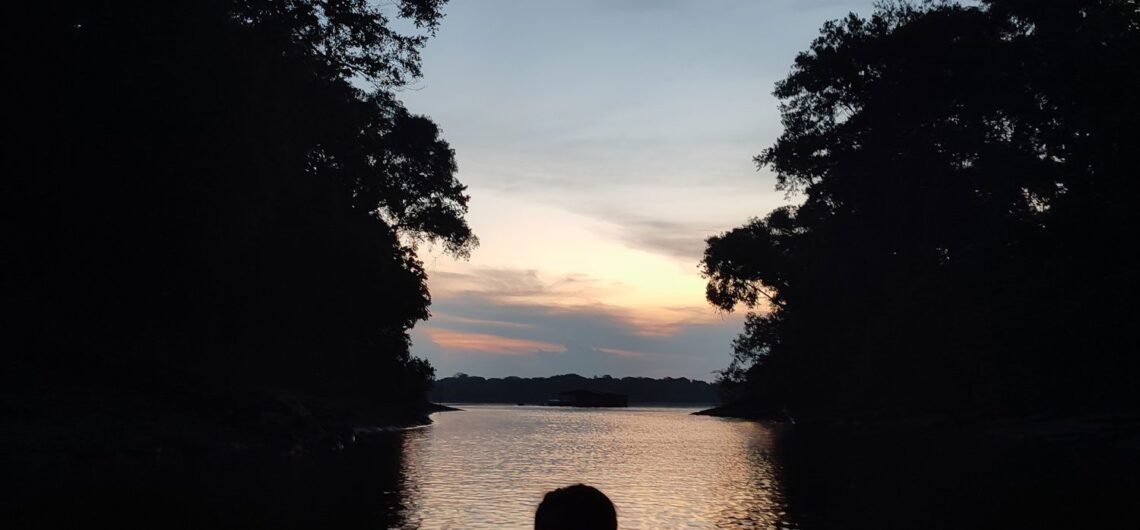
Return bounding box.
[6,0,472,454]
[703,0,1140,422]
[768,421,1140,529]
[432,374,719,405]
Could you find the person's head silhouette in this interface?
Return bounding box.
[534,484,617,530]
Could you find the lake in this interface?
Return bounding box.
[8,404,1137,528]
[398,405,788,528]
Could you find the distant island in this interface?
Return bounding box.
[431,374,720,406]
[546,390,629,408]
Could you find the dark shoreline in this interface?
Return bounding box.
[694,402,1140,449]
[2,387,460,462]
[693,402,778,421]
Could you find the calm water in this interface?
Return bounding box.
[397,405,789,529]
[8,405,1138,528]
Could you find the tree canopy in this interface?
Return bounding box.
[10,0,473,411]
[703,0,1140,419]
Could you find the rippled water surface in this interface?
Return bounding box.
[396,405,790,529]
[11,405,1138,528]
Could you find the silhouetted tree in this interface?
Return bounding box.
[703,0,1139,419]
[9,0,472,418]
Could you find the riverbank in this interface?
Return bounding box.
[1,374,452,462]
[693,401,780,421]
[695,401,1140,449]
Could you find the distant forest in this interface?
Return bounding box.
[432,374,720,405]
[704,0,1139,421]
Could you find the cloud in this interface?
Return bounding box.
[429,269,545,297]
[427,266,724,336]
[430,268,607,302]
[594,347,648,358]
[430,314,535,330]
[599,213,720,261]
[425,329,566,356]
[428,268,528,297]
[412,289,744,379]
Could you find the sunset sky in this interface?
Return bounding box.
[400,0,877,380]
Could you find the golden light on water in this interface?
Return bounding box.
[395,406,793,529]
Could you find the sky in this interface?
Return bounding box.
[397,0,877,381]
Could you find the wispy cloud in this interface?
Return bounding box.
[430,268,608,303]
[595,347,648,358]
[426,329,566,356]
[412,290,744,379]
[430,313,536,330]
[598,213,721,261]
[428,267,725,336]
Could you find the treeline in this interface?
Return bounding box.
[703,0,1139,421]
[432,374,720,405]
[7,0,471,443]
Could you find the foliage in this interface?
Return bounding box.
[702,0,1140,418]
[10,0,471,410]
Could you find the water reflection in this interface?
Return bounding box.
[394,411,1140,528]
[396,405,793,529]
[12,406,1133,528]
[714,422,793,528]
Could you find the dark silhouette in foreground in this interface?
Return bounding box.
[535,484,617,530]
[768,422,1140,529]
[8,0,473,456]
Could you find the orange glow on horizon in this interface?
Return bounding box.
[417,191,770,340]
[426,329,567,356]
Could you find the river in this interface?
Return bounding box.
[398,405,787,528]
[7,404,1137,528]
